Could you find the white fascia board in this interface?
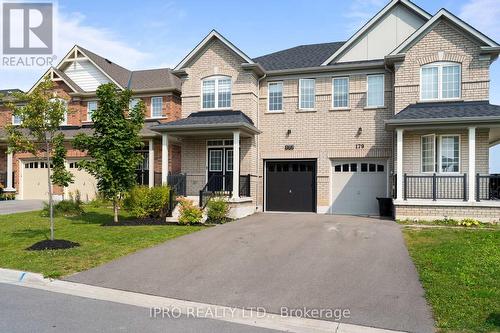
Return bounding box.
[174,30,254,71]
[390,9,500,56]
[320,0,432,66]
[27,67,79,94]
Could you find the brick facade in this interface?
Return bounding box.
[395,204,500,223]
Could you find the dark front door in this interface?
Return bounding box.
[266,160,316,212]
[136,151,149,186]
[207,148,233,192]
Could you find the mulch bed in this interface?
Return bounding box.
[26,239,80,251]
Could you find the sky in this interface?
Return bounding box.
[0,0,499,172]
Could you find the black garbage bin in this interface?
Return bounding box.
[376,197,394,217]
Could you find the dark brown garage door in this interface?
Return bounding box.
[265,160,316,212]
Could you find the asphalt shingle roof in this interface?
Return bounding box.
[128,68,181,91]
[253,42,345,71]
[393,101,500,120]
[153,110,254,129]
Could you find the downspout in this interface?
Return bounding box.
[256,72,266,211]
[384,61,396,196]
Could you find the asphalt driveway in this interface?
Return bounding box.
[0,200,44,215]
[67,213,434,333]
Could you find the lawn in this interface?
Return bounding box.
[403,228,500,333]
[0,206,204,278]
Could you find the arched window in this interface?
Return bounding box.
[201,76,232,109]
[49,98,68,125]
[420,62,461,101]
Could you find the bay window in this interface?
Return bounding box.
[420,62,461,100]
[202,76,232,109]
[332,77,349,109]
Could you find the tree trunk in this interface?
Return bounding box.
[113,199,119,223]
[46,141,54,241]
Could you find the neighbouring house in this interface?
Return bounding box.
[1,0,499,221]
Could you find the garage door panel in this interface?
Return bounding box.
[23,162,49,200]
[68,161,98,202]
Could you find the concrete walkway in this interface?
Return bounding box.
[0,200,44,215]
[67,213,435,333]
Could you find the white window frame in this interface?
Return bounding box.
[201,75,232,110]
[86,100,97,121]
[208,149,223,172]
[366,74,385,108]
[49,98,68,126]
[332,76,350,109]
[267,81,283,112]
[420,62,461,101]
[12,114,22,125]
[150,96,163,118]
[299,78,315,111]
[438,134,461,174]
[226,149,233,172]
[420,134,436,173]
[129,98,141,110]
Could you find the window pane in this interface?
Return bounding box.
[12,114,22,125]
[217,78,231,108]
[268,82,283,111]
[442,65,460,99]
[421,135,435,172]
[441,136,459,172]
[87,101,97,120]
[333,77,349,108]
[202,80,215,109]
[209,150,222,171]
[300,79,315,109]
[421,67,438,100]
[226,150,233,171]
[151,97,163,117]
[367,75,384,107]
[129,98,140,110]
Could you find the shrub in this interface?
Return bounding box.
[206,197,230,224]
[146,186,170,218]
[177,197,203,225]
[123,185,171,219]
[42,199,84,217]
[457,218,481,227]
[123,186,149,218]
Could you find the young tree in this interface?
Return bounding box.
[6,78,74,241]
[73,83,145,223]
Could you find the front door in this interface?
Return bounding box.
[207,148,233,192]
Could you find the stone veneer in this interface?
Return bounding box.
[395,204,500,223]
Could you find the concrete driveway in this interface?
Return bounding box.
[67,214,435,333]
[0,200,44,215]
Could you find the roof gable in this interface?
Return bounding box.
[28,66,83,94]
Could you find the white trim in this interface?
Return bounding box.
[28,67,80,94]
[86,100,97,122]
[226,149,234,172]
[298,78,316,111]
[5,152,14,191]
[390,9,499,56]
[150,96,164,118]
[267,81,283,112]
[468,127,476,202]
[232,130,240,199]
[321,0,432,65]
[161,134,169,184]
[419,62,461,101]
[175,30,254,71]
[11,114,22,126]
[208,149,223,172]
[332,76,350,109]
[366,74,385,108]
[148,140,155,189]
[438,134,461,174]
[200,76,232,110]
[420,134,436,173]
[396,129,404,201]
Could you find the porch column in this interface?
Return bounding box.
[232,130,240,199]
[396,128,404,201]
[5,151,14,191]
[468,127,476,202]
[161,134,169,185]
[148,139,154,188]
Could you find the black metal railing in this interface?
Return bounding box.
[198,174,252,208]
[168,173,187,196]
[136,170,149,186]
[476,174,500,201]
[404,173,467,201]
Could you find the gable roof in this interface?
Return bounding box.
[128,68,181,91]
[321,0,431,66]
[390,8,499,56]
[253,42,345,71]
[28,66,83,94]
[174,30,254,71]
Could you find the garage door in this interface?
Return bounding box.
[22,161,49,200]
[265,160,316,212]
[67,161,98,201]
[330,160,387,215]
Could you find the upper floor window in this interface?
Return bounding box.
[12,114,22,125]
[129,98,140,110]
[332,77,349,109]
[366,74,384,107]
[151,96,163,118]
[299,78,315,110]
[202,76,231,109]
[87,101,97,121]
[268,82,283,112]
[49,98,68,125]
[421,62,461,101]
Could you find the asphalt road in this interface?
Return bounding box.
[0,284,281,333]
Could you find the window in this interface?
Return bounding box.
[151,97,163,118]
[209,150,223,171]
[226,150,233,171]
[129,98,140,110]
[202,76,232,109]
[299,79,315,110]
[421,135,435,173]
[366,74,384,107]
[12,114,22,125]
[420,63,461,100]
[268,82,283,111]
[49,98,68,125]
[440,135,460,173]
[87,101,97,121]
[332,77,349,108]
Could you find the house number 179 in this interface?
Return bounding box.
[355,144,364,149]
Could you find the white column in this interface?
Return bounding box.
[468,127,476,202]
[396,128,404,201]
[5,151,14,191]
[161,134,169,185]
[148,139,154,188]
[232,130,240,199]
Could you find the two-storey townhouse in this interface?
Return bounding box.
[0,45,182,201]
[153,0,500,221]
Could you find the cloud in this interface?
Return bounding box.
[344,0,386,33]
[459,0,500,40]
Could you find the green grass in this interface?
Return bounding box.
[0,206,204,278]
[403,228,500,332]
